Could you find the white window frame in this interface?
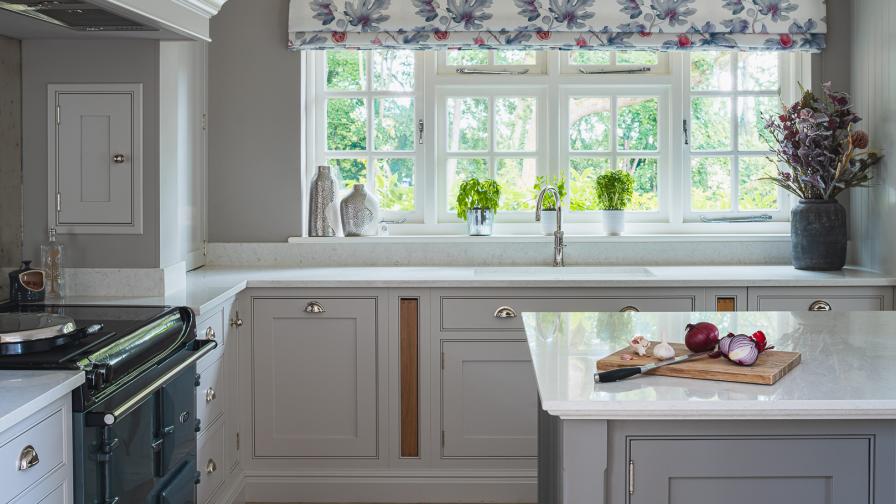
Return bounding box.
[559,51,670,75]
[438,49,547,75]
[682,52,799,223]
[302,50,812,236]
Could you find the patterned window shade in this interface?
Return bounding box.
[288,0,826,52]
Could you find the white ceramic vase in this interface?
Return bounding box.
[601,210,625,236]
[540,210,557,236]
[340,184,380,237]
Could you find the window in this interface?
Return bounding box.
[686,52,788,219]
[304,49,809,234]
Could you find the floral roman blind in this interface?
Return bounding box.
[288,0,826,52]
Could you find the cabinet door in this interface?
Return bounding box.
[441,340,537,458]
[629,437,871,504]
[252,298,378,458]
[748,287,892,311]
[50,85,142,234]
[223,298,240,473]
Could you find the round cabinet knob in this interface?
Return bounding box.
[809,300,832,312]
[230,317,243,328]
[17,445,39,471]
[205,327,216,340]
[304,301,326,314]
[620,306,640,313]
[494,306,518,319]
[206,459,217,475]
[205,387,216,403]
[112,153,127,164]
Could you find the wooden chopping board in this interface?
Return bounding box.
[596,342,801,385]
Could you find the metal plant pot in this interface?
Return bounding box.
[466,208,495,236]
[791,199,847,271]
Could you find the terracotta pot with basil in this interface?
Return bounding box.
[766,84,883,271]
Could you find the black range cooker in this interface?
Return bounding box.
[0,304,216,504]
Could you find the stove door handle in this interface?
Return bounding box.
[87,340,218,426]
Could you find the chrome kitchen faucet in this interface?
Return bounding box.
[535,186,565,267]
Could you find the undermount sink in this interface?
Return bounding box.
[472,266,654,277]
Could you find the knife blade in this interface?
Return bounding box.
[594,351,712,383]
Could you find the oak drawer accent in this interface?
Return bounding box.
[399,298,419,458]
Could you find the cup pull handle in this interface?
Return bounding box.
[305,301,326,314]
[809,300,832,312]
[17,445,39,471]
[494,306,518,319]
[620,306,640,313]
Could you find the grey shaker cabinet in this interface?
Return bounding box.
[748,286,893,311]
[48,84,143,234]
[251,297,379,458]
[440,340,538,458]
[628,436,872,504]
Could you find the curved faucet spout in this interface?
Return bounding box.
[535,186,565,267]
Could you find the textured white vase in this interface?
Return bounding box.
[601,210,625,236]
[340,184,380,237]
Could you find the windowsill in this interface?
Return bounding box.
[287,233,791,244]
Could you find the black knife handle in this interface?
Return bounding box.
[595,367,643,383]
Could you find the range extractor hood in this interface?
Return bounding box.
[0,0,156,31]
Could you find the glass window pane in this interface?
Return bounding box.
[739,157,778,210]
[328,158,368,189]
[691,97,732,151]
[618,97,659,151]
[690,52,733,91]
[616,51,658,66]
[738,96,778,151]
[447,158,488,210]
[327,98,367,151]
[496,158,536,211]
[569,97,611,152]
[447,97,488,152]
[738,52,778,91]
[326,50,366,91]
[568,51,611,66]
[495,97,537,152]
[569,158,610,211]
[446,49,488,66]
[618,158,659,211]
[374,98,415,152]
[375,158,414,211]
[691,157,732,211]
[495,50,537,65]
[372,50,414,91]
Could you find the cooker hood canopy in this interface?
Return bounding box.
[0,0,156,31]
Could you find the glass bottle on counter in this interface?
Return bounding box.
[41,227,64,299]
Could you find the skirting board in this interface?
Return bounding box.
[235,470,536,503]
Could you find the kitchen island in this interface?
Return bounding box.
[523,311,896,504]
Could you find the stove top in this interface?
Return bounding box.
[0,304,196,407]
[0,304,174,364]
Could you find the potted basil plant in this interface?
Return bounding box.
[595,170,634,236]
[534,176,567,236]
[456,178,501,236]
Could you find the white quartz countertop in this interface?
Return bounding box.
[56,265,896,317]
[0,370,84,433]
[523,311,896,420]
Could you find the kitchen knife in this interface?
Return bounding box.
[594,351,711,383]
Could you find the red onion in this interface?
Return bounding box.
[684,322,720,353]
[717,331,773,366]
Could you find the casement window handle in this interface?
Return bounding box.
[700,214,773,223]
[455,68,530,75]
[578,66,651,75]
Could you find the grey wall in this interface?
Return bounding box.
[21,39,161,268]
[847,0,896,273]
[0,35,21,270]
[207,0,301,242]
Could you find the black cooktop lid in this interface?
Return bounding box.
[0,305,174,365]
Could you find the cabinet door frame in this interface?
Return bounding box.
[47,83,143,235]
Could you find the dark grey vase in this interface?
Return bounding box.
[791,199,847,271]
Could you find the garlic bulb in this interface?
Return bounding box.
[629,336,651,356]
[652,337,676,360]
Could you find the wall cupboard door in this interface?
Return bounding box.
[252,297,378,458]
[628,436,871,504]
[440,340,537,458]
[48,84,142,234]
